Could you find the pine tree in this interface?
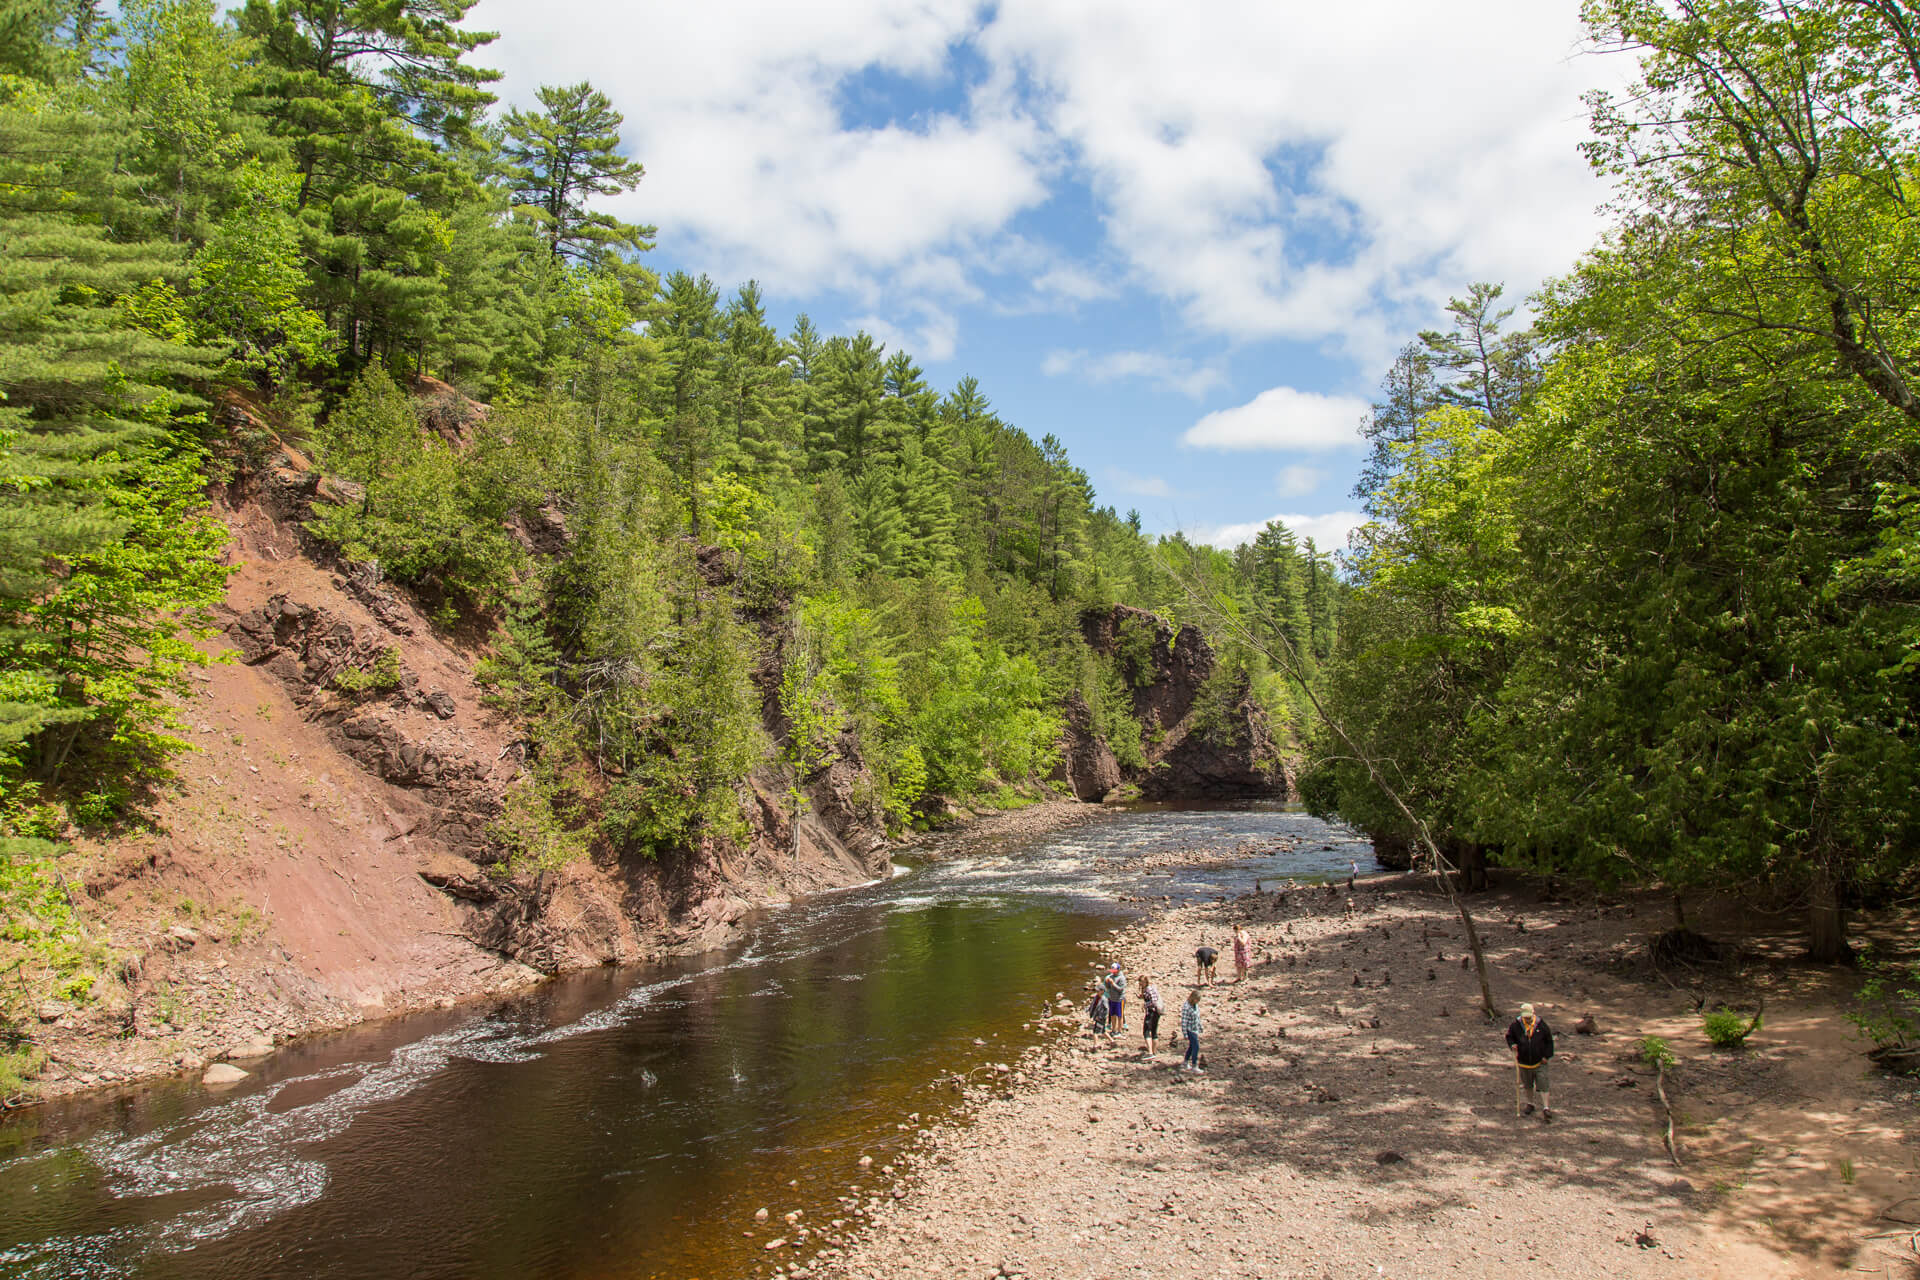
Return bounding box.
[502,80,652,269]
[788,314,840,476]
[651,271,722,536]
[1353,342,1441,507]
[1417,283,1538,430]
[0,95,229,782]
[718,281,794,489]
[237,0,499,361]
[817,332,886,474]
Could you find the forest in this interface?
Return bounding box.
[0,0,1337,999]
[2,0,1916,1063]
[1303,0,1920,964]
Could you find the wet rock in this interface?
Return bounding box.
[202,1063,250,1086]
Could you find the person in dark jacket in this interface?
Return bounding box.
[1505,1002,1554,1121]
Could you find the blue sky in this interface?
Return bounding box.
[483,0,1622,555]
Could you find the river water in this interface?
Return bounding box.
[0,803,1371,1279]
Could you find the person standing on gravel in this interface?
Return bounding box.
[1231,923,1252,983]
[1102,964,1126,1038]
[1140,974,1164,1056]
[1505,1002,1555,1121]
[1180,989,1204,1071]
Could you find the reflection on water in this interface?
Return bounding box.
[0,803,1368,1279]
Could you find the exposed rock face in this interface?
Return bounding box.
[1052,691,1123,802]
[1079,604,1290,801]
[226,593,505,867]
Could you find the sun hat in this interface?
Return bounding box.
[1519,1003,1535,1019]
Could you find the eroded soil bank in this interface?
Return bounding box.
[810,877,1917,1280]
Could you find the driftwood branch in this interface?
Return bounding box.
[1653,1061,1682,1168]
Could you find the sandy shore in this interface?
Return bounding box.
[804,873,1916,1280]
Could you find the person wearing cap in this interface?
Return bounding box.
[1102,963,1126,1037]
[1505,1002,1555,1121]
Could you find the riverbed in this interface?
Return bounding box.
[0,803,1371,1279]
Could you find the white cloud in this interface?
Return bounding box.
[1043,348,1225,398]
[1182,387,1368,451]
[1275,464,1324,498]
[486,0,1620,365]
[981,1,1614,359]
[488,0,1051,310]
[1189,510,1370,553]
[854,303,960,362]
[1100,467,1174,499]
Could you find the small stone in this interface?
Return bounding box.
[755,1207,770,1222]
[202,1063,250,1086]
[765,1238,787,1251]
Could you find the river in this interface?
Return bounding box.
[0,803,1371,1279]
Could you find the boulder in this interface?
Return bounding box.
[202,1063,250,1086]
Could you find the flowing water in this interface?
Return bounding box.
[0,803,1371,1279]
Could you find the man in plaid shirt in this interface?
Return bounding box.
[1180,990,1204,1072]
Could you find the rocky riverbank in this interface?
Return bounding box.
[805,874,1914,1280]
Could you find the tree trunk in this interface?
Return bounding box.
[1807,859,1851,963]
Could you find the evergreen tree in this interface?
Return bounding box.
[717,281,794,489]
[1417,282,1537,430]
[651,271,722,536]
[502,80,652,269]
[818,332,887,474]
[0,95,229,783]
[1353,342,1441,507]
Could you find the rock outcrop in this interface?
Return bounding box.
[1051,691,1123,802]
[1073,604,1290,802]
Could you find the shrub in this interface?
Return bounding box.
[1847,946,1918,1051]
[1703,1007,1761,1047]
[1639,1035,1675,1071]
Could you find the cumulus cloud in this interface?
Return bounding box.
[1042,348,1225,398]
[854,303,960,363]
[1100,467,1175,499]
[1189,510,1370,553]
[981,0,1614,361]
[1181,387,1368,451]
[1275,464,1324,498]
[484,0,1618,364]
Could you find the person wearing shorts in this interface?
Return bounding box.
[1231,924,1252,982]
[1140,976,1164,1056]
[1194,945,1218,985]
[1505,1002,1555,1121]
[1102,964,1125,1037]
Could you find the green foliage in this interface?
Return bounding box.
[1702,1008,1761,1048]
[1639,1035,1675,1072]
[0,834,107,1030]
[907,598,1062,797]
[503,80,653,269]
[331,646,400,694]
[1848,946,1919,1051]
[309,366,528,607]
